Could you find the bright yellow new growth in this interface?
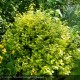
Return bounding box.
[2,48,7,54]
[31,68,36,75]
[0,44,4,48]
[11,50,15,55]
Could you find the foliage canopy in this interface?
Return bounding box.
[1,10,79,76]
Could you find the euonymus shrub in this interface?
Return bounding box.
[2,10,79,76]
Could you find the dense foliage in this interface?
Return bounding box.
[0,10,79,76]
[0,0,80,79]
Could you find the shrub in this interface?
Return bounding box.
[1,10,79,76]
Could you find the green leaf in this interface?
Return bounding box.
[6,61,16,75]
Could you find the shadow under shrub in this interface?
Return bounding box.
[1,10,79,76]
